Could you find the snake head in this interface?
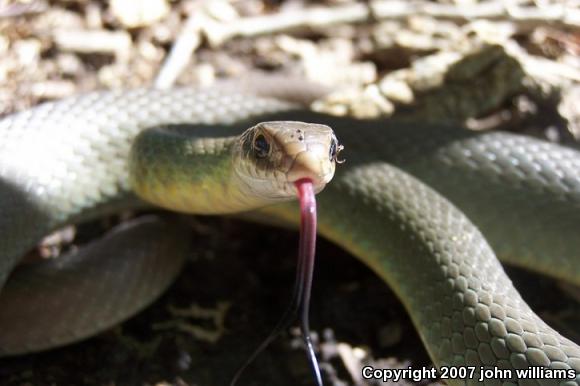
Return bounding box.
[235,121,341,201]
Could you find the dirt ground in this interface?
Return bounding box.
[1,216,579,386]
[0,0,579,385]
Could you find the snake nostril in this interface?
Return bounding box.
[296,129,304,141]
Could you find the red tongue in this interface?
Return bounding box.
[230,179,323,386]
[295,179,317,262]
[295,178,323,386]
[295,178,316,216]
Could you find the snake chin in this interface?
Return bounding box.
[238,175,327,202]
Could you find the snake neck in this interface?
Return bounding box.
[129,129,267,214]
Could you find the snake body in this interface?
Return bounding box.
[0,76,579,385]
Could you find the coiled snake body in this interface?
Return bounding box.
[0,76,579,385]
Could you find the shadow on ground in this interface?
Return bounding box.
[1,217,579,386]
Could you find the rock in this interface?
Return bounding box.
[110,0,170,28]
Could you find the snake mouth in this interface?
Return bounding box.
[286,175,329,196]
[237,168,331,202]
[286,150,334,194]
[235,148,335,201]
[257,178,328,201]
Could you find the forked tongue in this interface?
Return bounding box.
[230,178,323,386]
[295,178,323,385]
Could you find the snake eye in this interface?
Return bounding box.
[329,136,345,163]
[329,140,337,161]
[253,134,270,159]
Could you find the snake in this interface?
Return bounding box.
[0,74,578,385]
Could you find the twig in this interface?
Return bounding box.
[201,0,579,48]
[202,3,370,47]
[53,29,132,62]
[371,0,580,30]
[154,10,204,89]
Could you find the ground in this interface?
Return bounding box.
[1,216,579,386]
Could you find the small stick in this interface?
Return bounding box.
[202,0,578,47]
[203,3,370,47]
[155,11,203,89]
